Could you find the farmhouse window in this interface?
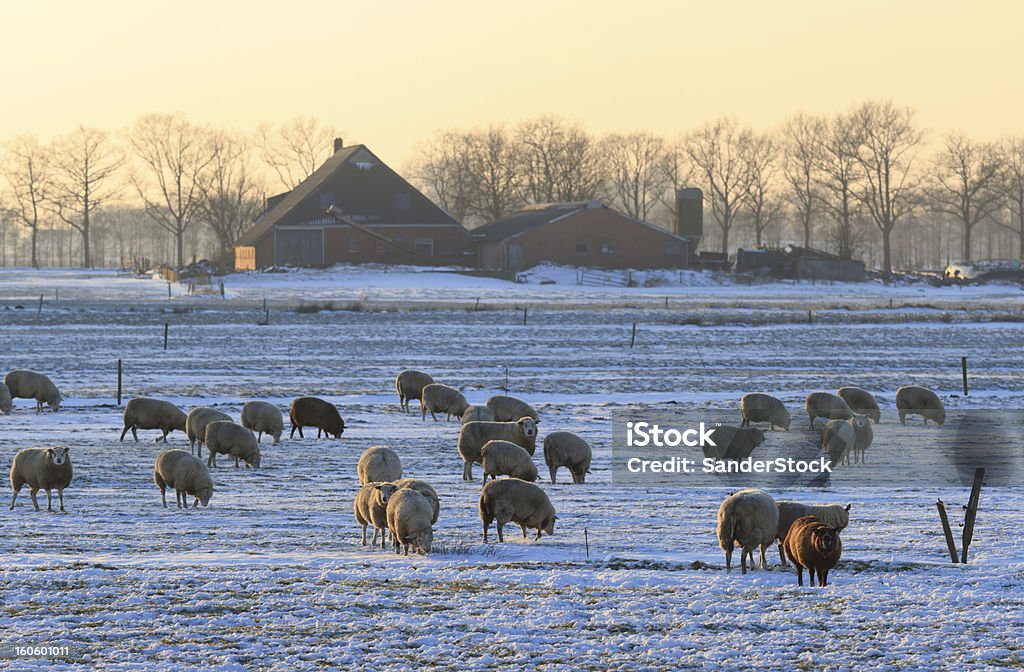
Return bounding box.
[575,243,589,253]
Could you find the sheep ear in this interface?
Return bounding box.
[845,503,852,511]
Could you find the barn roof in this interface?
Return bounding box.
[471,201,685,243]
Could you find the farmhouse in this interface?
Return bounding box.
[234,141,472,269]
[471,201,692,272]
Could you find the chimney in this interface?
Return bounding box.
[333,137,344,153]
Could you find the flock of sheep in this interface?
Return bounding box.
[2,365,948,586]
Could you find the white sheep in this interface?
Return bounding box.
[386,488,434,555]
[479,478,556,542]
[717,488,779,573]
[121,397,188,443]
[9,446,73,512]
[542,431,592,484]
[241,401,284,443]
[354,482,398,548]
[4,369,62,413]
[185,407,231,457]
[845,414,873,465]
[702,426,766,461]
[357,446,403,485]
[457,417,539,481]
[836,386,881,423]
[481,440,538,484]
[805,392,853,428]
[821,419,856,467]
[0,382,12,414]
[775,501,851,565]
[205,421,261,468]
[420,383,470,421]
[395,369,434,413]
[154,449,214,509]
[896,385,946,425]
[486,395,539,422]
[740,393,791,431]
[393,477,440,524]
[461,405,495,424]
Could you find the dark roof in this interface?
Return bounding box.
[236,145,461,247]
[470,202,591,242]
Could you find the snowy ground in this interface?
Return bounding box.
[0,267,1023,670]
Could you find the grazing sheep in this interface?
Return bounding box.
[740,393,791,431]
[457,417,539,481]
[783,515,843,587]
[185,407,231,457]
[479,478,556,543]
[120,397,188,443]
[205,421,261,468]
[9,447,73,512]
[354,482,398,548]
[717,488,779,574]
[486,395,539,422]
[845,414,874,465]
[461,405,495,424]
[775,502,851,565]
[481,440,538,484]
[4,369,61,413]
[0,382,12,414]
[542,431,592,484]
[896,386,946,426]
[703,426,766,462]
[357,446,403,485]
[241,401,284,444]
[393,478,440,524]
[836,387,881,423]
[386,488,434,555]
[420,383,470,421]
[805,392,853,428]
[821,419,856,467]
[154,449,214,509]
[395,370,434,413]
[289,396,345,439]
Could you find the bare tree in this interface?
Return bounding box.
[516,117,603,204]
[1,135,52,268]
[928,134,1003,261]
[196,131,265,263]
[683,118,753,254]
[741,131,782,246]
[256,116,338,190]
[49,126,123,267]
[408,131,477,224]
[600,132,670,221]
[815,113,863,259]
[781,114,824,249]
[129,114,217,268]
[851,101,924,276]
[997,137,1024,259]
[464,126,523,223]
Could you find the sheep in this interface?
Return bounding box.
[479,478,556,543]
[461,405,495,424]
[395,369,434,413]
[836,386,881,423]
[783,515,843,587]
[9,446,73,512]
[542,431,592,484]
[805,392,853,428]
[386,488,434,555]
[354,482,398,548]
[153,449,214,509]
[393,478,440,524]
[845,414,873,465]
[486,395,539,422]
[357,446,403,485]
[4,369,61,413]
[821,419,856,467]
[120,397,188,443]
[740,393,791,431]
[205,420,261,468]
[481,440,538,484]
[0,382,12,414]
[457,417,539,481]
[717,488,778,574]
[289,396,345,439]
[241,401,284,444]
[185,407,231,457]
[896,386,946,426]
[702,426,766,462]
[775,501,851,565]
[420,383,470,421]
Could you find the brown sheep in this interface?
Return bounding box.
[10,447,73,512]
[289,397,345,439]
[783,515,843,587]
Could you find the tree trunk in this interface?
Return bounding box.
[177,228,185,269]
[804,216,811,249]
[963,222,972,261]
[720,224,730,255]
[31,225,39,269]
[882,228,892,277]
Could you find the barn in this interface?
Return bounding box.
[234,141,472,270]
[471,201,692,272]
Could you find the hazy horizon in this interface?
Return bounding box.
[2,1,1021,166]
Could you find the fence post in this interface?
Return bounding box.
[116,359,122,406]
[630,322,637,348]
[37,294,43,315]
[961,357,969,396]
[163,323,169,350]
[961,468,984,563]
[936,499,959,563]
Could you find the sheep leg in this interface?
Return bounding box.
[132,427,139,442]
[257,431,263,443]
[58,488,65,513]
[820,569,829,587]
[9,485,21,511]
[44,489,53,512]
[462,461,473,481]
[197,443,203,459]
[119,426,131,442]
[535,528,542,540]
[159,486,167,508]
[796,565,804,586]
[778,542,788,566]
[724,547,733,572]
[363,525,370,546]
[403,543,410,556]
[740,547,749,574]
[430,411,438,422]
[30,488,40,511]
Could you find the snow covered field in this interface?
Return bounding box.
[1,267,1023,670]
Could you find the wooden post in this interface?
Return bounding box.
[219,280,225,298]
[474,297,480,311]
[961,468,984,563]
[664,296,669,309]
[265,308,270,325]
[167,282,172,298]
[961,357,969,396]
[163,323,169,350]
[37,294,43,315]
[55,288,59,301]
[116,359,122,406]
[584,528,590,559]
[522,307,527,325]
[807,310,813,324]
[262,296,267,313]
[889,298,893,309]
[936,499,959,563]
[503,366,509,393]
[630,322,637,348]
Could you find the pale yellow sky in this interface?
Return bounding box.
[2,0,1021,167]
